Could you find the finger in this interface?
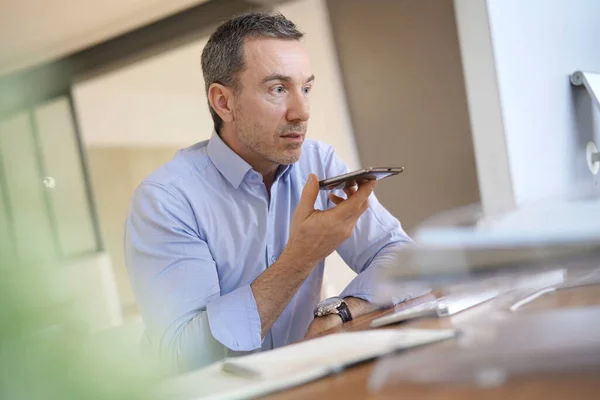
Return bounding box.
[355,179,376,206]
[343,185,357,199]
[329,193,345,206]
[349,179,377,205]
[295,173,320,219]
[334,180,377,218]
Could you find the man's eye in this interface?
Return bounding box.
[272,86,285,94]
[303,86,311,94]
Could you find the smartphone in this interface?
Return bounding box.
[318,167,404,191]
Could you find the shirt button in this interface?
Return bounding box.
[251,173,261,182]
[270,256,277,263]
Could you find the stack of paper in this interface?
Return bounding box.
[158,328,456,400]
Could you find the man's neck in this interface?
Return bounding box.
[219,128,279,191]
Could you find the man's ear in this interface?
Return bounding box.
[207,83,234,123]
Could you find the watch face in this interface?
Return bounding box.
[321,297,343,309]
[315,297,343,316]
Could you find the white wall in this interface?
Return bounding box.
[73,39,209,148]
[74,0,361,305]
[456,0,600,212]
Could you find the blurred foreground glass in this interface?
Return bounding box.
[370,186,600,390]
[378,185,600,294]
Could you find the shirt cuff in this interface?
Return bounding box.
[340,265,380,304]
[206,284,262,351]
[340,266,431,307]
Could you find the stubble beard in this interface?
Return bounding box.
[236,116,304,166]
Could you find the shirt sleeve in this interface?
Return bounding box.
[323,150,430,305]
[124,182,262,372]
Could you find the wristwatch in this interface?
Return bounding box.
[313,296,353,323]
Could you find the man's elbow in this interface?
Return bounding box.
[158,315,229,374]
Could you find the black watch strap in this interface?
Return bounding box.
[337,301,353,323]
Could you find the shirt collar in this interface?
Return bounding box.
[206,131,296,188]
[207,131,253,189]
[277,163,293,182]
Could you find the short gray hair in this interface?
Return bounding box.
[201,12,304,133]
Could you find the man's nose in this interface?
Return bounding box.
[286,89,310,122]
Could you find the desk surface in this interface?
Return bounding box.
[264,284,600,400]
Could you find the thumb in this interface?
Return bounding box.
[296,174,320,218]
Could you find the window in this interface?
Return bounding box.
[0,93,101,268]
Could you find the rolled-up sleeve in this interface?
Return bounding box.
[206,284,261,351]
[124,182,262,372]
[323,150,430,305]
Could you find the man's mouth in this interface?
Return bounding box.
[280,132,304,141]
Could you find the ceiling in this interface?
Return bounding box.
[0,0,211,76]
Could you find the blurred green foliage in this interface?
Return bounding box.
[0,255,159,400]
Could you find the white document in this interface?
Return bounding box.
[369,301,438,328]
[158,328,456,400]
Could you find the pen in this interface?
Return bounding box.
[509,287,556,312]
[222,361,261,379]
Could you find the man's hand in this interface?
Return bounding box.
[282,174,376,268]
[251,175,376,338]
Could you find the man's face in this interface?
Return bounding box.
[231,38,313,166]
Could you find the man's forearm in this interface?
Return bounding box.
[251,252,316,337]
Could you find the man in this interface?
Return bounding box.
[125,12,419,372]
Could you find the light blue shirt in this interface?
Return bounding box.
[124,132,414,371]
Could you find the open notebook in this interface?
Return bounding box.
[158,328,457,400]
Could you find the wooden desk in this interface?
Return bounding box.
[264,284,600,400]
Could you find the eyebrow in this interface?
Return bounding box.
[260,74,315,84]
